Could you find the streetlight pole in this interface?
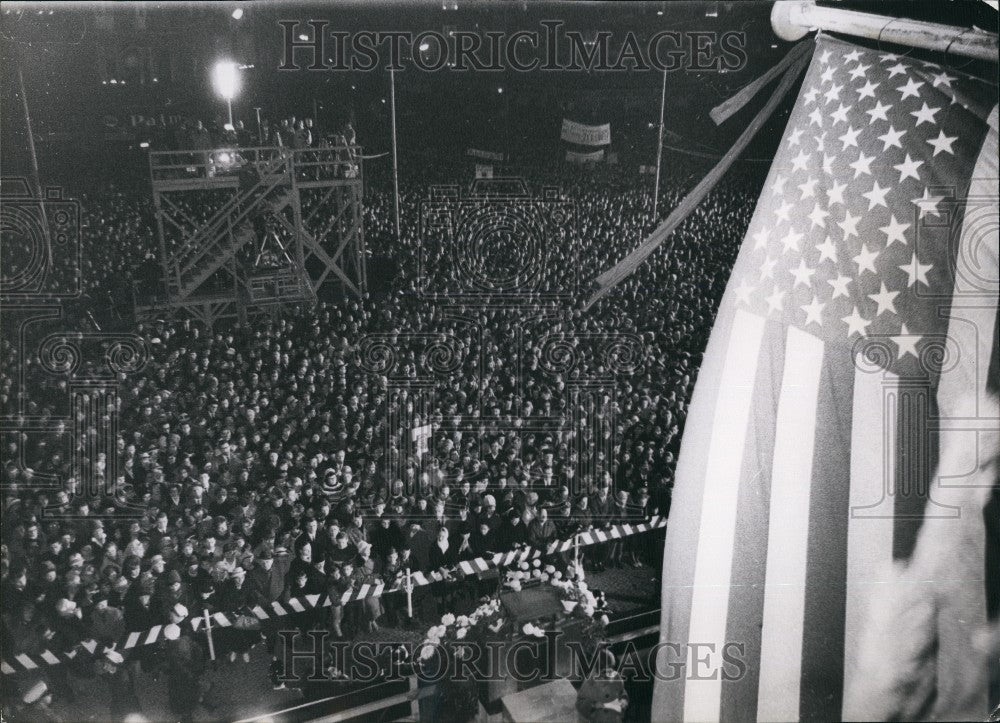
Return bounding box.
[652,67,667,222]
[212,60,240,130]
[389,67,401,240]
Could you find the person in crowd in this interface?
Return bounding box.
[10,680,60,723]
[528,505,557,551]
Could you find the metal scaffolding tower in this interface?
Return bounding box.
[139,145,366,328]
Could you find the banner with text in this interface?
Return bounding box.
[466,148,505,161]
[566,149,605,164]
[560,119,611,146]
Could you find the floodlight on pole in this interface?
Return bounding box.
[212,60,241,126]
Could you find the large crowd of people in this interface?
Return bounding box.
[0,142,762,718]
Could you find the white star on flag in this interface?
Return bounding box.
[801,295,826,326]
[865,101,891,122]
[799,177,818,199]
[780,228,805,254]
[752,228,770,250]
[826,180,847,207]
[930,71,957,88]
[734,277,755,305]
[914,188,945,218]
[828,273,852,298]
[862,181,891,210]
[759,256,778,280]
[926,130,957,156]
[830,103,851,125]
[848,62,869,80]
[857,80,879,100]
[896,77,924,100]
[853,243,879,274]
[910,102,940,126]
[892,322,921,358]
[886,62,908,78]
[791,150,810,171]
[868,282,900,316]
[838,210,862,239]
[765,286,786,314]
[839,126,862,149]
[808,204,829,229]
[790,259,816,288]
[879,215,910,247]
[816,237,838,263]
[893,154,923,183]
[899,252,933,287]
[877,126,905,150]
[842,306,872,337]
[848,152,875,178]
[850,63,872,80]
[773,199,793,221]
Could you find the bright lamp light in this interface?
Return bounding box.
[231,8,243,19]
[212,61,241,101]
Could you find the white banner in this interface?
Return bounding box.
[566,149,605,164]
[466,147,505,161]
[411,424,432,458]
[560,119,611,146]
[475,164,494,179]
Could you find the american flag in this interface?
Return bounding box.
[653,36,998,722]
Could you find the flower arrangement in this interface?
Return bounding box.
[502,559,557,591]
[417,598,509,723]
[552,576,599,614]
[521,622,547,638]
[418,597,507,662]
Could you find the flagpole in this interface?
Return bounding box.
[652,67,667,223]
[202,609,216,661]
[17,59,52,263]
[771,0,997,62]
[405,567,413,620]
[389,67,401,240]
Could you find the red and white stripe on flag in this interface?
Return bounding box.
[653,35,999,722]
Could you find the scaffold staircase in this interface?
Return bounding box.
[142,145,367,328]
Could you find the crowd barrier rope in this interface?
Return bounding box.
[1,515,667,674]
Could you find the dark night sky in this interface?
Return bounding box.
[1,1,996,184]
